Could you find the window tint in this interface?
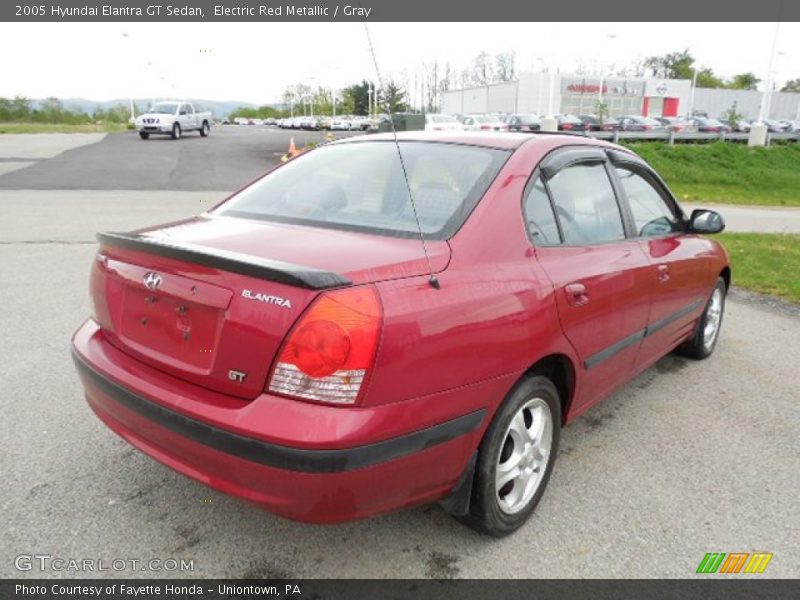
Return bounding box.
[523,178,560,245]
[216,141,509,239]
[616,167,682,237]
[547,163,625,244]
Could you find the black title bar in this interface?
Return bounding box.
[3,0,799,22]
[3,579,800,600]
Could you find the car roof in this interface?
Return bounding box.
[332,130,607,151]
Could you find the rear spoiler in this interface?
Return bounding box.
[97,232,351,290]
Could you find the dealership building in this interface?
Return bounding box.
[440,72,800,120]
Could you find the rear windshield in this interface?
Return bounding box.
[215,141,510,239]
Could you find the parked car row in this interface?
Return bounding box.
[654,116,800,134]
[221,115,376,131]
[423,113,510,132]
[277,115,375,131]
[427,112,800,135]
[425,112,624,133]
[224,111,800,136]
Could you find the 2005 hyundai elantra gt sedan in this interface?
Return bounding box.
[72,132,729,536]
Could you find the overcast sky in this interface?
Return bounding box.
[1,22,798,103]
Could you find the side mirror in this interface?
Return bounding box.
[688,209,725,234]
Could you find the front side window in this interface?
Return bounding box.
[523,178,560,245]
[547,163,625,244]
[215,141,509,239]
[616,167,682,237]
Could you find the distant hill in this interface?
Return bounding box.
[30,98,271,119]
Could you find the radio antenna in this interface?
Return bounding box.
[361,21,440,289]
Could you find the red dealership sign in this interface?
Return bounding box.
[566,83,608,94]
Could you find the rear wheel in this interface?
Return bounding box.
[200,121,210,137]
[171,123,182,140]
[460,375,560,536]
[676,277,726,359]
[138,131,149,140]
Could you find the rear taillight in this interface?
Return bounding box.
[267,286,382,405]
[480,124,491,130]
[561,123,573,130]
[643,125,652,131]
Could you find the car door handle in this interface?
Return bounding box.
[564,282,589,307]
[657,265,670,282]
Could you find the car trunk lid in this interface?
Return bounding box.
[91,216,449,400]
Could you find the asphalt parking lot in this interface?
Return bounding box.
[0,125,355,191]
[0,127,798,578]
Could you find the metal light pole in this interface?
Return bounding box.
[750,21,781,146]
[598,34,618,115]
[121,32,136,121]
[542,69,558,132]
[536,57,545,114]
[687,68,698,118]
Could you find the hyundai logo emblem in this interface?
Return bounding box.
[143,272,163,290]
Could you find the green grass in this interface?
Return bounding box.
[627,142,800,207]
[717,232,800,302]
[0,122,129,134]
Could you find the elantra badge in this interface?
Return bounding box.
[143,272,162,290]
[242,289,292,309]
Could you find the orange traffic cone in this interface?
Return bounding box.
[281,137,300,162]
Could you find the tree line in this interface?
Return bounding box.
[0,96,133,124]
[615,49,799,93]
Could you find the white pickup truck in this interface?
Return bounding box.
[135,101,212,140]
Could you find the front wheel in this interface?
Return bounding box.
[171,123,182,140]
[460,375,560,536]
[138,131,149,140]
[200,121,210,137]
[676,277,726,359]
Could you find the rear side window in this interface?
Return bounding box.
[215,141,509,239]
[523,178,560,245]
[547,164,625,244]
[615,167,682,236]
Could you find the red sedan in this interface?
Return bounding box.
[72,132,730,536]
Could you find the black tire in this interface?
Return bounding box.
[200,121,210,137]
[171,123,181,140]
[138,131,149,140]
[460,375,561,537]
[675,277,726,359]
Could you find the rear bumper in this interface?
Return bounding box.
[71,319,484,522]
